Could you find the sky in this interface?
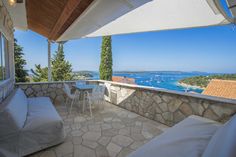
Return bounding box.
[14,24,236,73]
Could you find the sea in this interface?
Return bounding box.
[91,71,211,93]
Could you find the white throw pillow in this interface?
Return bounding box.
[0,88,28,138]
[202,114,236,157]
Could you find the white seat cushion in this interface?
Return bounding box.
[19,97,65,156]
[25,97,62,130]
[128,115,221,157]
[202,114,236,157]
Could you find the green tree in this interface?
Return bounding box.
[99,36,113,81]
[31,64,48,82]
[14,39,29,82]
[179,74,236,88]
[31,43,73,82]
[31,44,73,82]
[52,43,73,81]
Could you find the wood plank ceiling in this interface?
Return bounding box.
[26,0,94,41]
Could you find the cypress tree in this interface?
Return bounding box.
[14,39,28,82]
[52,43,73,81]
[99,36,113,81]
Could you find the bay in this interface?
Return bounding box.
[89,71,214,93]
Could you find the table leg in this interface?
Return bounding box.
[83,92,85,113]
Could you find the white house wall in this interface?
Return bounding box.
[0,0,15,103]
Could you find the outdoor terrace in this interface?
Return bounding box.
[1,0,236,156]
[27,101,168,157]
[14,80,236,157]
[16,80,236,127]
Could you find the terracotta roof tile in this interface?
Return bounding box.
[203,79,236,99]
[112,76,136,85]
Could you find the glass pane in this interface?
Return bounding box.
[1,34,5,80]
[3,36,9,79]
[0,33,2,81]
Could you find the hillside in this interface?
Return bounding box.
[179,74,236,88]
[72,71,94,80]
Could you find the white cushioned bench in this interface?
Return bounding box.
[128,114,236,157]
[0,88,65,157]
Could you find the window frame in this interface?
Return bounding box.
[0,31,10,83]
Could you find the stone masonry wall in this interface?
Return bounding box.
[15,81,76,105]
[90,80,236,126]
[15,80,236,126]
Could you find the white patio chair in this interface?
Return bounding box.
[63,83,79,114]
[84,85,106,117]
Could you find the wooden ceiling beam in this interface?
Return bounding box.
[49,0,93,41]
[26,0,93,40]
[26,0,68,39]
[49,0,82,40]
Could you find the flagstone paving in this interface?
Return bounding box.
[28,102,169,157]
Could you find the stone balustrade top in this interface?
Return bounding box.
[15,81,76,85]
[15,80,236,105]
[15,80,236,126]
[89,80,236,105]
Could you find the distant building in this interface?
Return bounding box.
[112,76,136,85]
[202,79,236,99]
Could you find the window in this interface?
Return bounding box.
[0,32,9,81]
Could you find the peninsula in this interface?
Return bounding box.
[179,74,236,88]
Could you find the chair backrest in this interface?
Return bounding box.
[0,88,28,137]
[63,83,71,96]
[92,85,106,98]
[98,85,106,94]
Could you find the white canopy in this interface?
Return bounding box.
[3,0,233,41]
[58,0,231,41]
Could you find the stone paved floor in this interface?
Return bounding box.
[28,102,169,157]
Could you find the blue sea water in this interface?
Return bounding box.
[91,71,211,93]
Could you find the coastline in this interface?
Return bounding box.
[177,82,205,90]
[90,71,207,93]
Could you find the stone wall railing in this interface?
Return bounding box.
[88,80,236,126]
[16,80,236,126]
[15,81,76,105]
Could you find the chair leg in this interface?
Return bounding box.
[88,98,93,118]
[69,97,76,115]
[82,93,86,113]
[65,97,68,112]
[99,99,104,110]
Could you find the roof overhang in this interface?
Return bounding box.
[3,0,94,40]
[226,0,236,19]
[3,0,27,30]
[3,0,234,41]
